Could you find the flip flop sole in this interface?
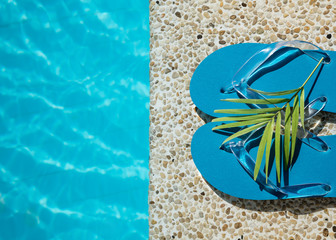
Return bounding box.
[190,43,336,117]
[191,122,336,200]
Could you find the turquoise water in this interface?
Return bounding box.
[0,1,149,239]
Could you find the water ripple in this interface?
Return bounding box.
[0,0,149,239]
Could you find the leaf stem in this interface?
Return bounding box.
[300,57,324,89]
[279,57,324,111]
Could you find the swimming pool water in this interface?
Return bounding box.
[0,1,149,239]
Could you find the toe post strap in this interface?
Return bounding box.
[220,40,331,98]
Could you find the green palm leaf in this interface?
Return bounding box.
[249,88,300,96]
[212,118,270,130]
[221,122,268,144]
[254,120,272,180]
[300,89,305,130]
[290,95,300,165]
[214,107,281,114]
[213,57,324,185]
[284,103,291,170]
[222,98,290,105]
[264,118,274,183]
[275,112,281,183]
[212,113,274,122]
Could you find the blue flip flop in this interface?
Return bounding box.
[191,122,336,200]
[190,41,336,118]
[190,41,336,200]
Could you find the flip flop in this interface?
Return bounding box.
[191,122,336,200]
[190,41,336,199]
[190,41,335,118]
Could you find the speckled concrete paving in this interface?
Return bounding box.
[149,0,336,239]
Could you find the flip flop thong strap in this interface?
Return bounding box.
[228,40,331,95]
[305,96,328,120]
[229,143,331,199]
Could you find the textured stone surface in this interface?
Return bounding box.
[149,0,336,239]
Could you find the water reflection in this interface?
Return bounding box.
[0,0,149,239]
